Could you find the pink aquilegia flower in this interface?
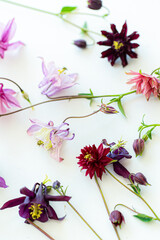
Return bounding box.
[0,18,24,59]
[0,83,21,114]
[126,71,160,100]
[38,58,78,97]
[27,119,75,161]
[0,176,8,188]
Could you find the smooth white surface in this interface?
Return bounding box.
[0,0,160,240]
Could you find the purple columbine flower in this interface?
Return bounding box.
[38,58,78,97]
[0,176,8,188]
[0,83,21,114]
[27,119,75,162]
[1,182,71,222]
[109,210,125,227]
[87,0,102,10]
[97,22,139,67]
[0,18,24,59]
[133,138,145,157]
[133,172,150,186]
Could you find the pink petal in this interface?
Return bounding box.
[5,93,21,108]
[7,41,24,50]
[27,125,42,135]
[1,18,16,42]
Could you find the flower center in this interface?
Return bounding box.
[29,203,43,220]
[58,67,67,75]
[84,153,92,161]
[113,41,124,50]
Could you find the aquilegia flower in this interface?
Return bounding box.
[1,182,71,222]
[0,83,21,114]
[77,143,113,179]
[109,210,125,227]
[0,18,24,59]
[39,58,78,97]
[126,71,160,100]
[97,22,139,67]
[87,0,102,10]
[0,176,8,188]
[27,119,75,162]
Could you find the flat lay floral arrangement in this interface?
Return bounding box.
[0,0,160,240]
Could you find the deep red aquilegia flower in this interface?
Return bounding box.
[77,143,113,179]
[97,22,139,67]
[1,182,71,222]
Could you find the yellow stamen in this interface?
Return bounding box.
[84,153,92,161]
[58,67,67,75]
[113,41,124,50]
[29,203,43,220]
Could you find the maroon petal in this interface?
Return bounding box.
[127,32,139,41]
[131,43,139,48]
[113,162,130,179]
[20,187,35,198]
[1,196,25,209]
[120,53,128,67]
[97,40,112,46]
[101,31,113,40]
[101,48,114,58]
[127,50,137,58]
[19,204,30,219]
[120,22,127,37]
[45,195,71,202]
[38,208,48,222]
[111,24,118,34]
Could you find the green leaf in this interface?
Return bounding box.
[134,214,153,222]
[117,99,126,117]
[146,127,155,140]
[60,6,77,15]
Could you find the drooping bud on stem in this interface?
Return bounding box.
[87,0,102,10]
[109,210,125,227]
[133,172,150,186]
[100,104,118,114]
[133,138,144,157]
[73,40,87,49]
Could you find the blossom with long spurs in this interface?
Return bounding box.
[77,143,113,179]
[27,119,75,161]
[126,71,160,100]
[0,18,24,58]
[97,22,139,67]
[0,83,21,114]
[39,58,78,97]
[1,182,71,222]
[0,176,8,188]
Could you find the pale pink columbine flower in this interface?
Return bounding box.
[27,119,75,162]
[38,58,78,97]
[0,18,24,58]
[0,83,21,114]
[126,71,160,100]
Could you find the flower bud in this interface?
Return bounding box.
[133,138,144,157]
[100,104,118,114]
[87,0,102,10]
[73,40,87,49]
[53,180,61,189]
[109,210,125,227]
[133,172,150,186]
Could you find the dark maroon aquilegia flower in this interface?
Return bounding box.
[97,22,139,67]
[1,182,71,222]
[77,143,113,179]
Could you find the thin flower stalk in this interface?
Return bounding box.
[26,219,55,240]
[105,169,160,221]
[55,188,102,240]
[94,174,121,240]
[0,0,102,37]
[0,90,136,117]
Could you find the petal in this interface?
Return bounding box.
[120,53,128,67]
[46,205,59,220]
[19,204,30,219]
[7,41,24,50]
[127,50,138,59]
[127,31,140,41]
[20,187,35,198]
[101,48,114,58]
[4,93,21,108]
[97,40,112,46]
[0,176,8,188]
[113,162,130,179]
[120,21,127,37]
[1,197,25,209]
[1,18,16,42]
[45,195,71,202]
[111,24,118,34]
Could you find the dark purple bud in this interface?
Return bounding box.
[109,210,125,227]
[100,104,118,114]
[73,40,87,49]
[87,0,102,10]
[133,172,150,186]
[133,138,145,157]
[53,180,61,189]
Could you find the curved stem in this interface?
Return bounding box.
[63,109,100,123]
[0,90,136,117]
[106,169,160,221]
[151,67,160,75]
[94,174,121,240]
[56,189,102,240]
[0,77,23,92]
[69,11,107,18]
[114,203,140,214]
[0,0,101,36]
[26,219,55,240]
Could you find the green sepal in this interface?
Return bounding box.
[138,125,143,132]
[131,184,141,195]
[60,6,77,15]
[81,21,88,34]
[117,99,126,117]
[145,127,155,140]
[133,214,153,222]
[102,13,109,18]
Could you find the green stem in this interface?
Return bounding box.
[106,169,160,221]
[0,77,23,92]
[0,0,101,36]
[0,90,136,117]
[114,203,140,214]
[68,11,108,18]
[56,189,102,240]
[151,67,160,75]
[63,109,100,122]
[94,174,121,240]
[26,218,55,240]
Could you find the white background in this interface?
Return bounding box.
[0,0,160,240]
